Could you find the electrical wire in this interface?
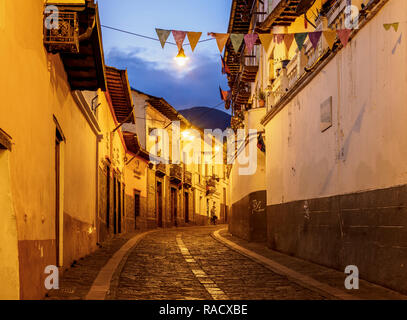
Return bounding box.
[101,25,215,47]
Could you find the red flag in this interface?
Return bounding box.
[221,55,230,75]
[219,87,230,101]
[172,30,187,50]
[244,33,258,52]
[337,29,352,47]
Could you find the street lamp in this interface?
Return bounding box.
[174,47,189,67]
[181,130,194,141]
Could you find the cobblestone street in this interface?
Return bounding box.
[46,225,406,301]
[115,226,327,300]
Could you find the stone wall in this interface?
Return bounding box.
[267,184,407,294]
[229,191,267,242]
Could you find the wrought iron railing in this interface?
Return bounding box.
[43,11,79,53]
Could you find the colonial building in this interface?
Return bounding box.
[0,0,107,299]
[225,0,268,242]
[0,0,231,300]
[123,89,230,229]
[226,0,407,294]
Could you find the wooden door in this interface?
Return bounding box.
[156,182,163,227]
[184,192,189,223]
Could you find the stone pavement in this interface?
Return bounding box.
[115,226,327,300]
[45,225,407,300]
[45,232,142,300]
[217,228,407,300]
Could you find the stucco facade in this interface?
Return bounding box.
[0,0,105,299]
[262,0,407,293]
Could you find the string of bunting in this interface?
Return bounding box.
[156,22,400,112]
[156,21,400,54]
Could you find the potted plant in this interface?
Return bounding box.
[257,89,266,108]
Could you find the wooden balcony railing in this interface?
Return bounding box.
[184,170,192,187]
[155,163,166,177]
[170,164,182,183]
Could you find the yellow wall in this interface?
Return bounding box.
[0,0,99,299]
[0,150,20,299]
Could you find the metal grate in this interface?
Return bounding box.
[43,11,79,53]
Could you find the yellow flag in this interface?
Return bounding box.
[323,30,337,50]
[187,31,202,52]
[258,33,274,52]
[212,33,229,53]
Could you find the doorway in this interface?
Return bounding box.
[113,174,117,234]
[184,192,189,223]
[156,182,163,227]
[118,181,122,234]
[134,191,140,230]
[171,187,177,226]
[223,187,227,223]
[106,165,110,230]
[55,127,64,267]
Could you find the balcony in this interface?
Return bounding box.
[43,11,79,54]
[206,176,217,195]
[155,163,166,177]
[170,164,182,184]
[183,171,192,188]
[43,1,106,91]
[206,176,217,187]
[241,54,259,83]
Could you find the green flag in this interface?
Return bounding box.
[156,28,171,49]
[230,34,244,53]
[294,32,308,51]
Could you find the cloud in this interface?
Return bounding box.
[105,46,228,110]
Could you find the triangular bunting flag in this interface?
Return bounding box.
[383,24,392,31]
[230,34,244,53]
[337,29,352,47]
[172,30,187,50]
[155,28,171,49]
[323,30,337,50]
[258,33,274,52]
[309,31,322,49]
[392,23,399,32]
[187,31,202,52]
[221,55,230,75]
[219,87,230,101]
[244,33,258,52]
[294,33,308,51]
[284,34,294,51]
[211,33,230,53]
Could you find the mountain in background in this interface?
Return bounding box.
[179,107,231,131]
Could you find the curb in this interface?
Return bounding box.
[85,230,157,300]
[212,228,358,300]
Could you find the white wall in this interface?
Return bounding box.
[265,0,407,205]
[231,108,267,204]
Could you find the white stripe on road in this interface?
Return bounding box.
[176,234,229,300]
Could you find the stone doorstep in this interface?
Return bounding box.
[213,228,407,300]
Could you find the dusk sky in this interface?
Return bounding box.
[98,0,232,111]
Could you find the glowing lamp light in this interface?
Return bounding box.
[181,130,194,141]
[215,145,221,152]
[174,47,189,66]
